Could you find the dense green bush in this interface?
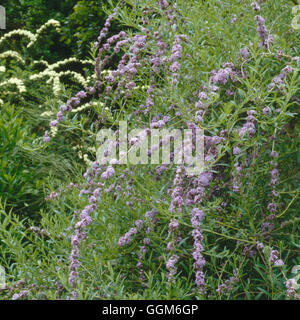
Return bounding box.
[1,0,119,60]
[0,0,299,300]
[62,0,121,57]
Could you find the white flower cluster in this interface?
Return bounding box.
[32,60,49,67]
[83,154,92,166]
[0,78,26,93]
[101,70,112,76]
[40,111,54,117]
[37,19,60,35]
[70,101,103,113]
[52,76,61,96]
[0,66,5,72]
[30,70,86,96]
[87,69,114,84]
[0,98,3,105]
[72,145,93,166]
[29,58,93,96]
[50,125,58,138]
[55,70,87,95]
[0,51,25,64]
[27,19,61,48]
[0,30,36,47]
[30,70,59,95]
[47,57,94,71]
[0,19,61,49]
[87,146,96,153]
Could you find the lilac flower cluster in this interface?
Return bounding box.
[251,2,261,11]
[194,62,242,125]
[28,226,47,237]
[117,209,158,247]
[238,110,257,139]
[150,36,167,73]
[101,165,116,180]
[137,237,151,284]
[136,34,167,115]
[262,106,271,115]
[95,29,129,79]
[269,250,284,266]
[166,254,179,283]
[50,91,88,127]
[117,225,139,247]
[204,135,225,166]
[94,14,115,49]
[191,208,206,292]
[150,115,170,129]
[210,62,241,85]
[168,219,180,236]
[268,65,293,91]
[194,86,215,123]
[12,290,30,300]
[43,15,120,142]
[68,183,102,298]
[44,87,95,142]
[169,35,185,85]
[216,270,239,295]
[230,14,237,25]
[169,166,186,213]
[45,190,60,201]
[10,281,38,300]
[166,219,181,251]
[241,244,257,258]
[186,171,213,205]
[232,162,242,193]
[155,164,168,179]
[267,150,279,213]
[98,31,128,56]
[158,0,169,10]
[68,182,79,189]
[286,279,300,300]
[158,0,177,25]
[144,208,159,233]
[256,243,285,266]
[44,7,183,152]
[143,85,155,115]
[43,130,50,143]
[45,182,78,201]
[231,110,256,194]
[240,47,250,59]
[254,15,273,48]
[165,218,181,283]
[44,183,77,201]
[107,35,148,99]
[117,209,158,282]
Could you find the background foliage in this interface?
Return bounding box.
[1,0,120,60]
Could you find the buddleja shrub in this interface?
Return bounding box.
[0,0,299,300]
